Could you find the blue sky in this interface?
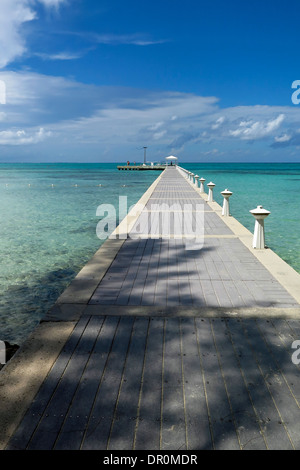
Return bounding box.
[1,0,300,162]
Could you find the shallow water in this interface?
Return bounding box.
[0,163,159,344]
[0,162,299,345]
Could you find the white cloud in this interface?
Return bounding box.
[94,33,167,46]
[0,127,51,145]
[35,51,83,61]
[0,0,163,71]
[0,70,75,108]
[153,130,167,140]
[229,114,285,140]
[148,122,164,131]
[0,0,36,69]
[0,79,6,104]
[0,70,220,152]
[37,0,67,7]
[0,0,69,69]
[211,116,225,129]
[1,70,300,159]
[203,148,219,155]
[274,133,291,143]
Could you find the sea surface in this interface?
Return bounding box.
[0,162,299,345]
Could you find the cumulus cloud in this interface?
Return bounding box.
[0,80,6,104]
[0,70,110,123]
[0,70,220,153]
[211,116,225,130]
[228,114,285,140]
[274,133,291,143]
[0,0,36,69]
[0,0,164,71]
[0,127,51,145]
[1,69,300,160]
[65,92,218,147]
[0,0,69,69]
[271,129,300,148]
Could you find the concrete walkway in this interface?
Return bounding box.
[1,166,300,450]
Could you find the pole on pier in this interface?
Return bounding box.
[194,175,199,187]
[199,178,205,193]
[221,189,233,216]
[207,182,215,202]
[250,205,271,249]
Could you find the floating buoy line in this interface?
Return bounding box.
[3,183,131,188]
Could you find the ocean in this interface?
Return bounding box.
[1,162,299,345]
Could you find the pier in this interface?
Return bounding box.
[117,165,165,171]
[1,165,300,450]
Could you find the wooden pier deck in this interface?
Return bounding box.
[117,165,165,170]
[1,166,300,450]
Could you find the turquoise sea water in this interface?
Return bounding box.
[185,162,300,268]
[0,162,299,345]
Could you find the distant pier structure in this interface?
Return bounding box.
[117,155,178,171]
[117,164,165,171]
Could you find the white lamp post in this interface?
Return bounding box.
[221,189,233,216]
[249,205,271,249]
[199,178,205,193]
[207,182,215,202]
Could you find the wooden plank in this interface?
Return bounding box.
[258,319,300,405]
[195,318,240,450]
[180,318,213,450]
[161,318,186,450]
[134,318,164,450]
[6,316,89,450]
[226,319,294,450]
[54,316,119,450]
[211,319,267,450]
[244,318,300,448]
[211,280,233,308]
[107,318,149,449]
[200,279,220,307]
[81,316,134,450]
[27,316,103,450]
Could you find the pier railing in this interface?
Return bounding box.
[176,164,270,250]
